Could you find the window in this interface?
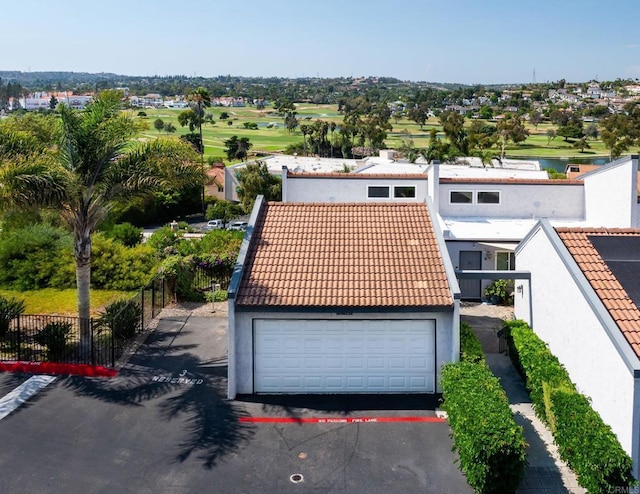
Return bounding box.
[393,186,416,198]
[477,191,500,204]
[368,186,390,198]
[450,191,473,204]
[496,251,515,270]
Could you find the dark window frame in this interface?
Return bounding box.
[367,185,390,198]
[393,185,416,199]
[449,190,474,204]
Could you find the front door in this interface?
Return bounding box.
[459,250,482,300]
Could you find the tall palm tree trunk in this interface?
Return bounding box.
[75,231,92,350]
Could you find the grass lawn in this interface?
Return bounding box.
[0,288,134,316]
[136,105,612,161]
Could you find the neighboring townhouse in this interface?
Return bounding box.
[205,164,225,200]
[279,155,640,298]
[227,198,459,398]
[514,223,640,477]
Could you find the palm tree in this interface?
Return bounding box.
[188,87,211,214]
[0,90,204,347]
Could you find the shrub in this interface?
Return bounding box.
[205,289,228,303]
[505,320,635,492]
[459,321,484,363]
[97,299,142,341]
[91,234,158,290]
[484,279,514,305]
[105,222,143,247]
[442,361,527,493]
[34,321,72,360]
[504,320,575,424]
[161,255,204,302]
[0,225,75,289]
[0,295,26,337]
[550,388,635,492]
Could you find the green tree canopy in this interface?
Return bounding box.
[224,135,252,161]
[0,90,204,344]
[235,161,282,213]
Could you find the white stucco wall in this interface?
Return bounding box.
[284,176,428,203]
[583,157,637,228]
[438,183,584,219]
[515,226,637,460]
[229,309,455,396]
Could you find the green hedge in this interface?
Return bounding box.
[504,320,635,492]
[550,389,635,492]
[504,320,575,424]
[460,321,484,363]
[442,361,527,494]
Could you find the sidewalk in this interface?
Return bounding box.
[461,304,586,494]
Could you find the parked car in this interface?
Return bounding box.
[227,221,248,231]
[205,219,225,230]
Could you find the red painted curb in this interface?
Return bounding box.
[0,361,118,378]
[239,416,446,424]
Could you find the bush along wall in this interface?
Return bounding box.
[441,360,527,494]
[459,321,485,364]
[503,320,635,492]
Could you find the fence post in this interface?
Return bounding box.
[152,279,156,319]
[16,315,21,361]
[90,318,95,365]
[141,287,145,330]
[162,276,165,309]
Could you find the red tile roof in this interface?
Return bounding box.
[556,227,640,357]
[236,202,453,308]
[440,178,583,185]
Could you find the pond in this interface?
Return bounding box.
[518,156,610,173]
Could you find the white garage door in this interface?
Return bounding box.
[254,319,435,393]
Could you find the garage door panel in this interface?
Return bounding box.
[254,319,435,393]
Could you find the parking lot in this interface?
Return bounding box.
[0,312,471,494]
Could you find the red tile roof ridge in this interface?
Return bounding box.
[439,178,583,185]
[266,201,425,207]
[556,227,640,235]
[287,172,427,179]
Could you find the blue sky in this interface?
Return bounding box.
[3,0,640,84]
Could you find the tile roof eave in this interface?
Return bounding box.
[234,303,455,313]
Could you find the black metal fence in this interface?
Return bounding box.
[192,264,232,293]
[0,266,231,369]
[0,274,169,368]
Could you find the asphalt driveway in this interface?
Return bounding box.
[0,314,471,494]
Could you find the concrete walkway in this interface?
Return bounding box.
[461,305,585,494]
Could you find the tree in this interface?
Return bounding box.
[235,161,282,213]
[408,105,428,129]
[439,111,468,155]
[164,122,176,134]
[300,124,310,155]
[177,109,199,132]
[573,137,591,153]
[154,118,165,133]
[585,123,599,140]
[219,112,229,120]
[187,87,211,215]
[600,113,637,160]
[497,114,529,158]
[478,105,494,120]
[224,135,252,161]
[0,90,204,346]
[556,115,584,142]
[49,95,58,110]
[546,128,557,145]
[528,111,542,128]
